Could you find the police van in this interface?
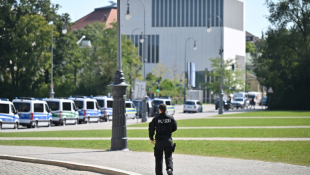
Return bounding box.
[12,98,52,128]
[125,100,137,119]
[70,96,101,123]
[44,98,79,126]
[93,96,113,121]
[0,98,19,130]
[152,98,175,116]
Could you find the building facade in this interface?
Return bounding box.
[121,0,245,102]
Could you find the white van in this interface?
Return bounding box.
[0,98,19,130]
[13,98,52,128]
[93,96,113,121]
[152,98,175,116]
[44,98,79,126]
[70,97,101,123]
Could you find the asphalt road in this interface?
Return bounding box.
[1,104,255,132]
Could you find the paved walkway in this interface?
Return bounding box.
[0,137,309,141]
[0,159,104,175]
[0,146,309,175]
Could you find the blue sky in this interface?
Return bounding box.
[51,0,273,37]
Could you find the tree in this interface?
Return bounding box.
[246,41,256,54]
[152,62,168,83]
[204,57,245,96]
[252,0,310,109]
[0,0,62,98]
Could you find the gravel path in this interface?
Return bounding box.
[0,146,309,175]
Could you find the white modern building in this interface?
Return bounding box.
[121,0,245,89]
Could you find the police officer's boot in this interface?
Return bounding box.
[167,169,173,175]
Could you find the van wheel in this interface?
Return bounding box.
[49,120,52,127]
[97,117,100,123]
[35,121,38,128]
[76,118,78,125]
[14,122,19,130]
[0,122,2,130]
[87,117,90,124]
[63,119,66,126]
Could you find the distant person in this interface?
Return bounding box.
[149,103,177,175]
[250,98,255,109]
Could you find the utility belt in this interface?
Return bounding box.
[156,134,171,140]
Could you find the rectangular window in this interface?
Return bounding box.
[189,0,194,27]
[165,0,168,27]
[63,102,71,111]
[207,0,211,27]
[169,0,172,27]
[186,0,189,26]
[177,0,180,27]
[148,35,151,63]
[203,0,206,26]
[156,0,160,27]
[182,0,185,27]
[194,0,198,27]
[152,35,155,63]
[212,0,215,26]
[216,0,219,26]
[220,0,223,26]
[161,0,163,27]
[34,103,44,113]
[165,101,172,105]
[173,0,176,27]
[156,35,159,63]
[152,0,155,27]
[107,100,113,108]
[0,104,9,114]
[86,101,94,110]
[199,0,202,26]
[139,35,143,57]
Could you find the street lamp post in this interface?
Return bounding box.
[126,0,148,122]
[130,28,143,100]
[207,16,224,114]
[110,0,129,151]
[49,21,67,99]
[184,38,197,103]
[126,0,146,81]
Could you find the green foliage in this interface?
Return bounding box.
[204,57,245,95]
[246,41,256,54]
[0,0,141,98]
[253,0,310,109]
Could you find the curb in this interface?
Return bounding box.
[0,154,142,175]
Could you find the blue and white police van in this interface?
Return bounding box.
[12,97,52,128]
[70,96,101,123]
[0,98,19,130]
[93,96,113,121]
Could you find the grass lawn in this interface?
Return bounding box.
[0,140,309,166]
[221,111,310,117]
[128,118,310,127]
[1,128,310,138]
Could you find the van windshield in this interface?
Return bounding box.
[74,101,83,109]
[46,101,60,111]
[63,102,71,111]
[153,100,164,106]
[97,100,105,108]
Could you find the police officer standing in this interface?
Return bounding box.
[149,104,177,175]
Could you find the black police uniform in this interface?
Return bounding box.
[149,112,177,175]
